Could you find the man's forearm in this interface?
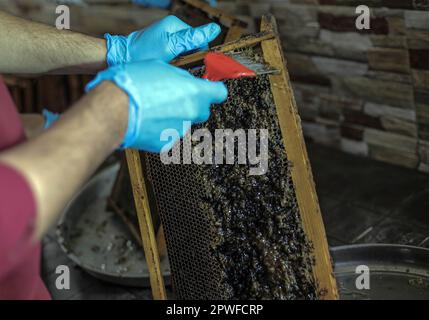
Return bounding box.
[0,81,128,238]
[20,114,44,139]
[0,11,107,74]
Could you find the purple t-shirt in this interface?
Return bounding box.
[0,76,50,300]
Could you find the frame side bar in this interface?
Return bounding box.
[260,15,339,300]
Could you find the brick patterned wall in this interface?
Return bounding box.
[218,0,429,172]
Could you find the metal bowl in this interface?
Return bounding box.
[332,244,429,300]
[56,163,171,287]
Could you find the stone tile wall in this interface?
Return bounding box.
[218,0,429,172]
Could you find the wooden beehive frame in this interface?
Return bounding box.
[125,15,338,300]
[259,16,338,299]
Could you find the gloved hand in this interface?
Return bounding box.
[86,60,228,153]
[43,109,60,129]
[132,0,217,8]
[105,15,221,66]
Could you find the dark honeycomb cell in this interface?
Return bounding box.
[142,61,317,300]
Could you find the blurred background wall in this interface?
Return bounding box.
[1,0,429,172]
[216,0,429,172]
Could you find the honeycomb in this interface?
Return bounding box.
[142,64,317,299]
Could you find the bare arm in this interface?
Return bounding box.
[20,114,44,139]
[0,81,128,239]
[0,10,107,74]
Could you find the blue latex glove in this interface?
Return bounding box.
[43,109,60,129]
[132,0,171,8]
[132,0,216,8]
[205,0,217,6]
[86,60,228,153]
[105,15,221,66]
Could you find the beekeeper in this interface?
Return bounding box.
[0,10,227,299]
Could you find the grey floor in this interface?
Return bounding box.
[41,143,429,299]
[309,143,429,248]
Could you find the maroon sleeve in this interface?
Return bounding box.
[0,163,37,278]
[0,77,26,151]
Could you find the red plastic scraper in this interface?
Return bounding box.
[202,52,257,81]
